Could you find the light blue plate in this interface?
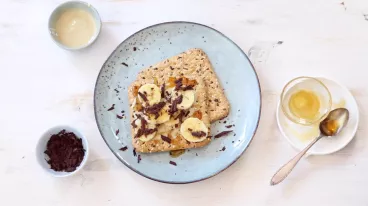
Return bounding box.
[94,22,261,184]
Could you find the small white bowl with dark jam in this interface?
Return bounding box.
[36,125,89,177]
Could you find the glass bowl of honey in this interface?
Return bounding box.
[280,77,332,125]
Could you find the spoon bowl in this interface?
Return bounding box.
[320,108,349,136]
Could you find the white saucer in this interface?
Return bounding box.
[276,78,359,155]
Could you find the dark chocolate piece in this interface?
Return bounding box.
[169,95,183,115]
[138,92,148,102]
[191,131,206,138]
[107,104,115,111]
[161,135,171,144]
[119,146,128,151]
[214,130,233,139]
[161,84,165,98]
[144,102,166,118]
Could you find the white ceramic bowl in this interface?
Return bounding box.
[48,1,102,50]
[277,78,359,155]
[36,125,89,177]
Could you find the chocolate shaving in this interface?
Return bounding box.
[134,129,144,139]
[131,119,137,128]
[182,85,194,91]
[115,129,119,135]
[225,125,233,128]
[114,89,119,93]
[141,118,147,130]
[144,102,166,118]
[144,128,157,135]
[191,131,206,138]
[169,161,177,166]
[174,110,185,122]
[121,62,128,67]
[220,146,226,151]
[174,78,183,90]
[133,47,137,51]
[117,114,124,119]
[134,114,157,138]
[161,135,171,144]
[161,84,165,98]
[169,95,183,114]
[133,149,137,156]
[119,146,128,151]
[137,155,141,163]
[135,114,142,119]
[214,130,233,139]
[107,104,115,111]
[138,92,148,102]
[184,110,190,117]
[165,95,172,103]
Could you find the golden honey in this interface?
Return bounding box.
[289,90,320,121]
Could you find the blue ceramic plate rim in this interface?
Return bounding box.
[93,21,262,184]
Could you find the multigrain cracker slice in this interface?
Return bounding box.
[137,48,229,122]
[128,76,211,153]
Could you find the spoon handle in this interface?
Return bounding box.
[270,135,323,186]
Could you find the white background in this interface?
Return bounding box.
[1,0,368,205]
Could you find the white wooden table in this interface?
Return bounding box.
[1,0,368,205]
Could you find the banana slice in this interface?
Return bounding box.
[177,90,195,109]
[157,118,179,134]
[155,105,170,124]
[170,88,195,110]
[138,84,161,106]
[180,117,208,142]
[134,118,157,142]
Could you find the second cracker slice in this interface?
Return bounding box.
[137,48,230,122]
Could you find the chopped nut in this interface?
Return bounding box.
[192,110,202,120]
[133,86,139,97]
[168,77,176,88]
